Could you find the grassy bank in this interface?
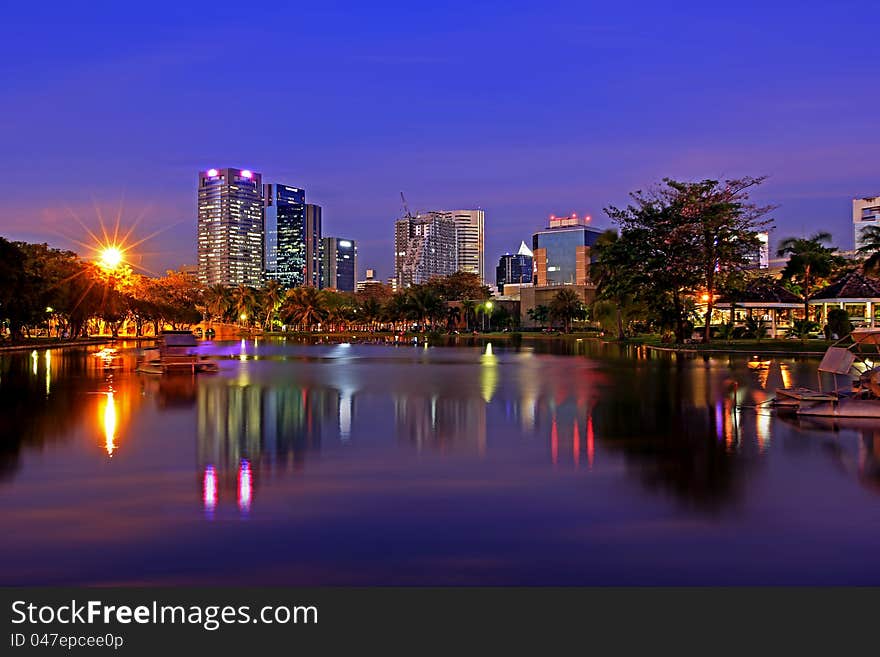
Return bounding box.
[626,336,835,355]
[0,336,119,353]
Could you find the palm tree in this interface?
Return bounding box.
[280,286,328,331]
[204,284,230,324]
[591,229,630,340]
[446,305,461,331]
[460,299,476,331]
[549,288,584,333]
[777,232,843,319]
[360,297,383,331]
[527,304,550,330]
[857,225,880,275]
[232,284,257,327]
[406,287,444,330]
[259,279,284,330]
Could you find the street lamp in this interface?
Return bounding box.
[99,247,123,270]
[483,301,494,332]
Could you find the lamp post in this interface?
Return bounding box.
[483,301,494,332]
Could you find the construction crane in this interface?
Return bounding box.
[400,192,416,219]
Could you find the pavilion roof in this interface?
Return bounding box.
[809,270,880,301]
[717,278,802,305]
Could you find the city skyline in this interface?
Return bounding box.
[1,3,877,278]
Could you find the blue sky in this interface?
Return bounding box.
[1,1,878,277]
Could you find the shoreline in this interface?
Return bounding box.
[0,331,831,358]
[0,336,156,353]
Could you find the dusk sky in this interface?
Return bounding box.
[1,1,878,278]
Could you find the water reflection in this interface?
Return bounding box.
[4,339,880,585]
[102,391,117,456]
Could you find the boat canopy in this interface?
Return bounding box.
[818,347,856,375]
[161,331,198,347]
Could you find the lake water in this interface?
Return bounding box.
[1,338,879,585]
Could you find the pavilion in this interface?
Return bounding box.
[809,270,880,328]
[713,278,804,338]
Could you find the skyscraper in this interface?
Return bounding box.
[496,241,534,293]
[394,213,458,288]
[270,189,321,288]
[264,183,306,285]
[322,237,357,291]
[854,196,880,250]
[424,209,485,282]
[304,204,323,288]
[197,167,264,287]
[532,214,602,286]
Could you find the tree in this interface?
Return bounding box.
[826,308,852,340]
[549,288,585,333]
[777,232,844,319]
[404,286,445,330]
[259,280,284,330]
[460,299,477,331]
[425,272,490,301]
[857,225,880,275]
[605,177,773,343]
[280,286,328,330]
[527,305,550,330]
[232,285,257,327]
[446,305,461,331]
[605,197,702,343]
[591,229,641,340]
[203,284,230,323]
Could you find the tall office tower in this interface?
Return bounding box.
[745,231,770,270]
[264,183,306,285]
[854,196,880,250]
[394,213,458,288]
[321,237,357,291]
[197,167,264,287]
[304,204,323,287]
[496,241,534,293]
[424,209,485,281]
[531,214,602,286]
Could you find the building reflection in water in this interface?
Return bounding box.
[196,381,342,514]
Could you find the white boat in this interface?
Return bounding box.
[135,331,218,375]
[775,330,880,418]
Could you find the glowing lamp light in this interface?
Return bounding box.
[238,459,253,513]
[206,168,219,177]
[240,313,248,321]
[99,246,123,269]
[701,293,711,302]
[103,392,117,456]
[203,465,218,515]
[241,169,253,179]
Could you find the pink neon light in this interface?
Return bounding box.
[238,459,252,513]
[241,169,253,179]
[203,465,217,515]
[206,168,219,177]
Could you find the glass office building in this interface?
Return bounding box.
[496,241,534,293]
[322,237,357,291]
[197,167,264,287]
[531,215,602,286]
[270,187,321,288]
[264,183,306,285]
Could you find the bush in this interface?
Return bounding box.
[826,309,852,340]
[788,319,819,341]
[743,316,769,341]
